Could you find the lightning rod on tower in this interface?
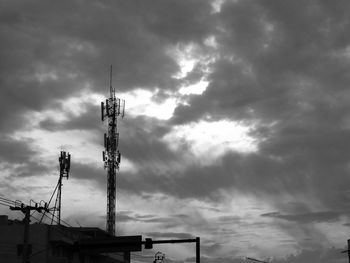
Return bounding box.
[101,65,125,236]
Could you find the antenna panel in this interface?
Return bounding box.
[67,154,71,172]
[116,98,121,115]
[101,102,105,121]
[117,151,121,164]
[106,99,110,117]
[121,99,125,118]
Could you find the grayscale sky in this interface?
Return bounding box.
[1,1,350,262]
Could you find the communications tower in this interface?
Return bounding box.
[57,151,70,225]
[101,65,125,235]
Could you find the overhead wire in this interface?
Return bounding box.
[39,181,60,223]
[30,213,42,223]
[35,212,60,225]
[0,202,11,208]
[0,196,16,205]
[45,210,73,227]
[50,184,61,225]
[0,196,71,227]
[0,196,18,209]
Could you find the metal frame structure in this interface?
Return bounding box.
[101,65,125,236]
[57,151,70,225]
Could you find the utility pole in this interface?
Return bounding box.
[101,65,125,236]
[10,203,48,263]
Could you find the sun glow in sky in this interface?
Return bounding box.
[163,120,258,164]
[178,79,209,95]
[120,89,177,120]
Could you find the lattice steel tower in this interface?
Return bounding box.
[101,65,125,236]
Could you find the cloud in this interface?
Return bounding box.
[2,0,350,261]
[271,247,347,263]
[0,0,214,134]
[261,211,342,224]
[0,136,37,163]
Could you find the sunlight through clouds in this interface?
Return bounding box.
[167,43,198,79]
[179,79,209,95]
[163,120,258,164]
[120,89,177,120]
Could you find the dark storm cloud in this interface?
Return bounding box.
[115,210,190,230]
[0,0,213,134]
[261,211,342,224]
[70,162,104,185]
[165,0,350,220]
[116,152,269,199]
[0,136,36,163]
[13,161,50,178]
[117,148,309,201]
[172,0,350,124]
[121,116,177,165]
[116,211,139,223]
[270,247,346,263]
[0,136,52,178]
[217,215,242,224]
[38,102,102,132]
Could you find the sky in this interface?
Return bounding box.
[1,0,350,262]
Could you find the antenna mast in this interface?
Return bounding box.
[101,65,125,236]
[51,151,71,225]
[58,151,70,225]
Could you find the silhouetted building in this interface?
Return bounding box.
[0,215,129,263]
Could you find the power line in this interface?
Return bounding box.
[0,202,11,208]
[45,210,72,227]
[0,196,16,205]
[39,181,59,224]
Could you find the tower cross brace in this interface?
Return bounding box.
[101,65,125,235]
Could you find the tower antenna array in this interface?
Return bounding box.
[53,151,70,225]
[101,65,125,236]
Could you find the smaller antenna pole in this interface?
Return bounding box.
[57,151,71,225]
[58,176,62,225]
